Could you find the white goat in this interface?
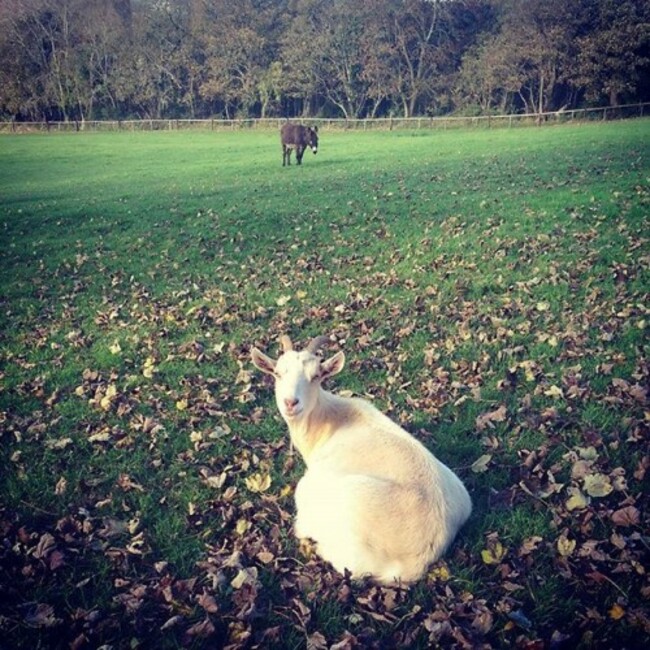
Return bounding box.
[251,335,472,585]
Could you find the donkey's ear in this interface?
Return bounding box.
[251,348,277,375]
[319,351,345,380]
[313,125,318,133]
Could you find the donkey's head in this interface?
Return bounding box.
[307,126,318,154]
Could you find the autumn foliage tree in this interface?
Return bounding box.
[0,0,648,121]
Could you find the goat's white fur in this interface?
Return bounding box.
[251,336,472,585]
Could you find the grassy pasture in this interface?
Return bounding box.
[0,121,649,649]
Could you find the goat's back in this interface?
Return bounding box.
[295,395,472,583]
[309,397,443,486]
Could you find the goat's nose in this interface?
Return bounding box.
[284,397,299,409]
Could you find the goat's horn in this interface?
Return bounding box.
[280,335,293,352]
[306,335,330,354]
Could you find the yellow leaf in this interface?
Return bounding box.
[298,537,317,559]
[609,604,625,620]
[481,541,506,565]
[54,477,67,495]
[189,431,203,443]
[88,428,111,443]
[519,360,537,382]
[583,473,613,498]
[142,357,156,378]
[109,340,122,355]
[126,531,148,555]
[176,398,188,411]
[235,518,251,536]
[244,472,271,493]
[565,487,589,511]
[99,395,112,411]
[557,534,576,557]
[231,567,258,589]
[544,385,564,399]
[578,446,599,461]
[257,551,275,564]
[471,454,492,473]
[99,385,117,410]
[428,563,451,582]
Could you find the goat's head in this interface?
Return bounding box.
[251,335,345,422]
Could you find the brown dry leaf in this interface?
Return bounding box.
[518,536,543,557]
[571,459,593,480]
[197,591,219,614]
[633,456,649,481]
[307,631,328,650]
[610,505,640,527]
[116,474,144,492]
[24,603,61,628]
[32,533,56,560]
[330,632,359,650]
[184,616,215,640]
[628,383,647,403]
[472,608,494,634]
[160,615,183,631]
[475,405,507,431]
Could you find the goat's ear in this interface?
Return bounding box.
[251,348,277,375]
[319,351,345,380]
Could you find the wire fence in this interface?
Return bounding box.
[1,103,648,134]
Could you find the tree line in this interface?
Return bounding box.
[1,0,649,123]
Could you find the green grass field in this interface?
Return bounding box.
[1,121,649,649]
